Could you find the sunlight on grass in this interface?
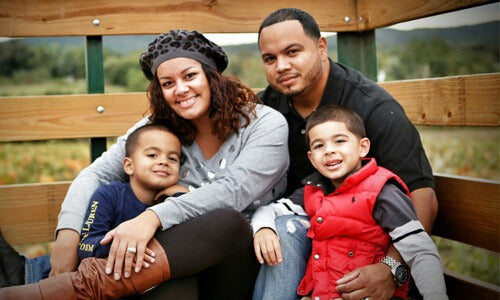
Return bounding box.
[0,139,90,184]
[418,126,500,181]
[0,78,127,96]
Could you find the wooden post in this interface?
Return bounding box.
[85,35,107,161]
[337,30,378,81]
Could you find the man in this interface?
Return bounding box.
[253,8,438,300]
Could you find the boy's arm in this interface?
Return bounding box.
[378,185,447,298]
[251,198,307,266]
[78,188,115,259]
[51,117,149,275]
[337,184,444,299]
[390,221,448,299]
[251,198,307,235]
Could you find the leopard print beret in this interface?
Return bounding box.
[139,29,228,80]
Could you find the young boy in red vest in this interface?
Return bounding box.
[252,105,447,299]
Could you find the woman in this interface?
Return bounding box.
[0,29,289,299]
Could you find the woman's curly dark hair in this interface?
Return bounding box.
[147,64,260,145]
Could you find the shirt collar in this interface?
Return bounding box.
[302,171,336,195]
[317,59,347,109]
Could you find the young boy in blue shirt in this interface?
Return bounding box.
[78,123,187,260]
[0,123,187,285]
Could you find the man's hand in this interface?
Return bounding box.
[253,228,282,266]
[49,229,80,276]
[336,263,395,300]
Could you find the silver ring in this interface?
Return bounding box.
[126,246,137,254]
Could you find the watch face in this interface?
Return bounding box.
[395,265,409,284]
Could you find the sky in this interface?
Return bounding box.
[206,2,499,45]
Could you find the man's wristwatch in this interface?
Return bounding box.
[380,256,409,287]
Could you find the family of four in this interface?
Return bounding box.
[0,7,447,300]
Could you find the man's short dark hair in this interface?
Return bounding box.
[258,8,321,44]
[305,105,366,148]
[125,123,179,157]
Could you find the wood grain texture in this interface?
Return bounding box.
[380,73,500,126]
[444,269,500,299]
[0,93,149,141]
[433,174,500,253]
[0,0,492,37]
[0,0,357,37]
[0,182,70,245]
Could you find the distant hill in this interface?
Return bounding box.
[375,21,499,50]
[4,21,499,55]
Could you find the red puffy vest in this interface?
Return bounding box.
[297,158,409,299]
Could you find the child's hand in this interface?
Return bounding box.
[155,184,189,202]
[253,228,282,266]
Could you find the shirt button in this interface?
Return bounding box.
[314,297,320,300]
[300,129,306,134]
[313,254,320,260]
[348,251,354,257]
[317,217,323,223]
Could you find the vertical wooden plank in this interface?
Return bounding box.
[85,36,107,161]
[337,30,378,81]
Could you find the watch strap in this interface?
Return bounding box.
[380,256,408,286]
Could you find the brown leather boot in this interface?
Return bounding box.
[0,272,76,300]
[0,238,170,300]
[71,237,170,299]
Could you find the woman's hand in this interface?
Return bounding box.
[253,228,282,266]
[100,210,161,280]
[49,229,80,276]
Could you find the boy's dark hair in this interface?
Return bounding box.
[258,8,321,44]
[125,124,179,157]
[305,105,366,148]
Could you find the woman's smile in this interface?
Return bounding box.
[156,57,211,124]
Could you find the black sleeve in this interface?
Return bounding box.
[365,101,435,192]
[287,186,304,207]
[373,183,419,233]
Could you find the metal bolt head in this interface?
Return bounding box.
[96,105,104,113]
[93,19,101,27]
[344,16,351,23]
